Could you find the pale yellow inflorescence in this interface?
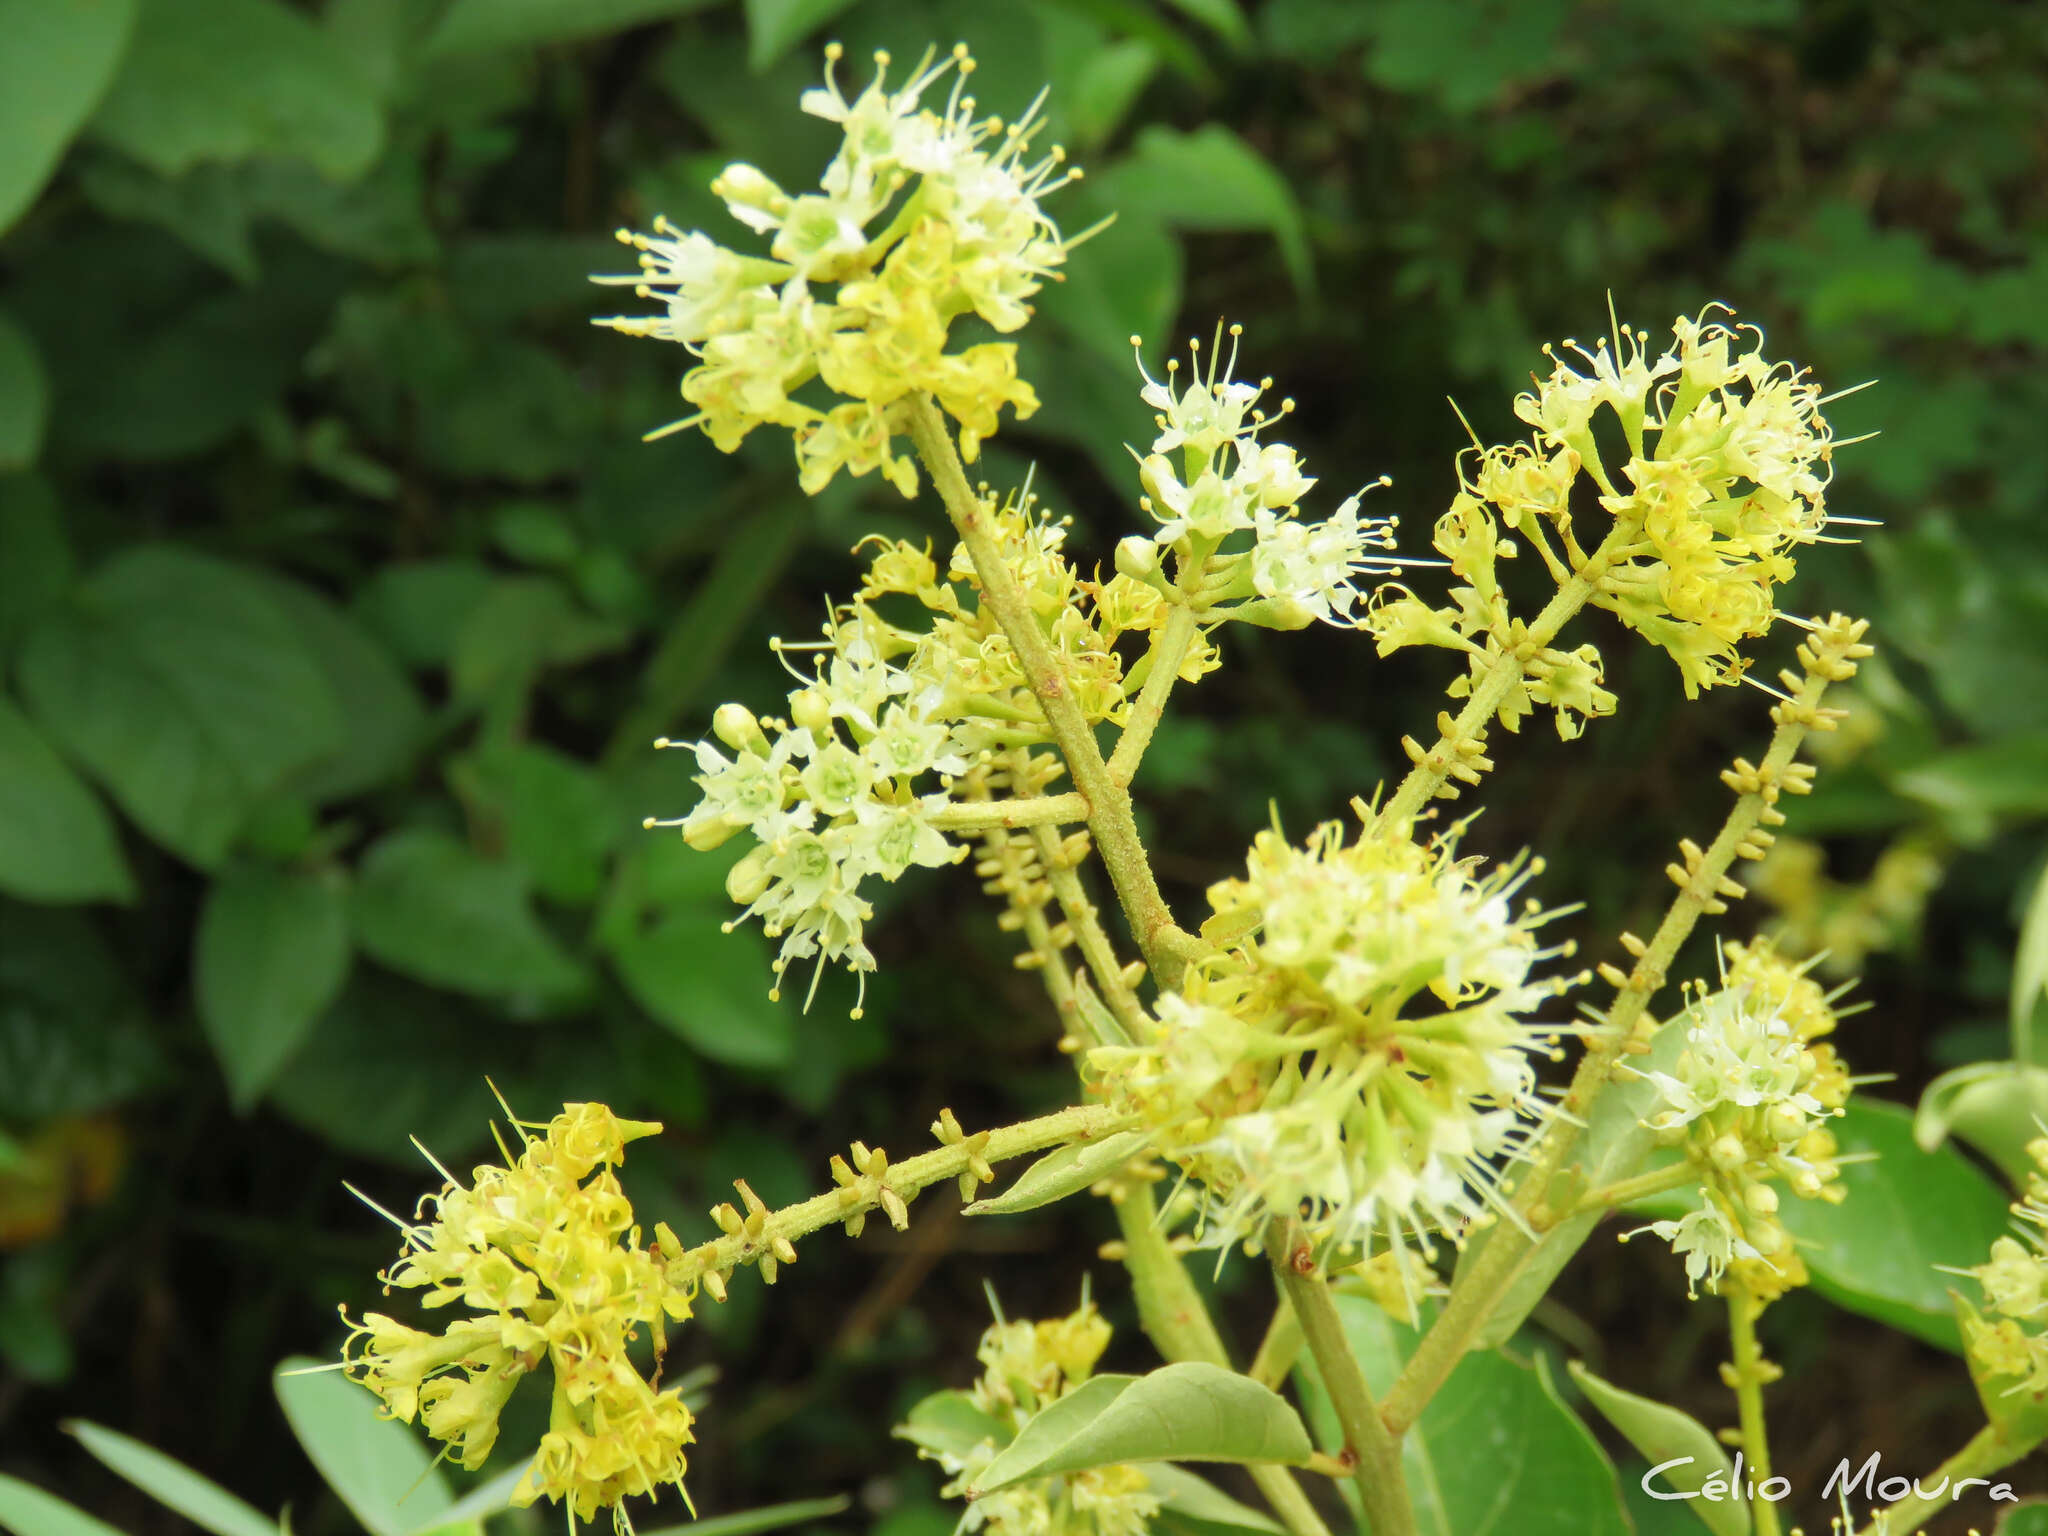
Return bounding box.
[1624,939,1854,1299]
[341,1104,696,1531]
[1090,803,1580,1298]
[595,44,1080,495]
[1369,305,1849,729]
[1958,1138,2048,1401]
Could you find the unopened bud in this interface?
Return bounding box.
[1115,534,1159,581]
[686,814,745,851]
[791,689,832,734]
[726,847,772,905]
[713,703,765,752]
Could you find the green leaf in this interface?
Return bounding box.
[1895,735,2048,839]
[352,559,499,671]
[274,1357,455,1536]
[0,311,49,472]
[0,695,134,905]
[16,546,346,867]
[742,0,859,71]
[2015,861,2048,1063]
[196,863,353,1110]
[1462,1011,1689,1349]
[969,1364,1313,1493]
[636,1496,854,1536]
[1916,1061,2048,1186]
[351,828,590,1002]
[964,1129,1153,1215]
[1998,1501,2048,1535]
[1356,0,1570,113]
[75,155,259,280]
[409,1464,530,1536]
[1784,1099,2012,1351]
[894,1389,1009,1463]
[90,0,383,181]
[1109,126,1312,296]
[448,742,622,906]
[426,0,721,56]
[606,909,792,1069]
[67,1419,280,1536]
[0,1475,125,1536]
[450,576,627,706]
[1294,1296,1630,1535]
[1566,1364,1749,1536]
[0,475,73,659]
[1160,0,1250,48]
[1957,1292,2048,1450]
[0,0,139,234]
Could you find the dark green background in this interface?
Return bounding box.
[3,1,2045,1532]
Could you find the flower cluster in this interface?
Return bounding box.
[1117,327,1406,631]
[899,1300,1158,1536]
[1627,940,1853,1298]
[1751,831,1946,978]
[341,1104,694,1530]
[1370,305,1848,717]
[1090,805,1577,1292]
[650,489,1179,1007]
[1958,1140,2048,1401]
[596,45,1079,495]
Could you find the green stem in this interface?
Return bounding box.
[1571,1161,1701,1217]
[1267,1220,1414,1536]
[1249,1294,1304,1391]
[1726,1285,1782,1536]
[1382,522,1635,824]
[927,792,1090,831]
[664,1103,1127,1289]
[1381,616,1872,1434]
[1852,1424,2032,1536]
[905,395,1202,988]
[1107,603,1200,786]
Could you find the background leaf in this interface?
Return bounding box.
[0,310,49,471]
[0,0,138,234]
[1567,1363,1749,1536]
[0,1476,125,1536]
[273,1358,454,1536]
[196,864,353,1110]
[0,695,134,905]
[67,1419,280,1536]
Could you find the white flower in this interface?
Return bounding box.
[1249,487,1403,628]
[1628,1198,1759,1298]
[591,219,777,347]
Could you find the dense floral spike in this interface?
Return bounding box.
[1091,804,1580,1294]
[341,1104,694,1531]
[648,488,1175,1008]
[1370,305,1855,725]
[595,45,1079,494]
[1624,939,1853,1298]
[899,1300,1158,1536]
[1126,326,1408,630]
[1952,1139,2048,1402]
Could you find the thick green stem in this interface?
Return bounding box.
[905,395,1200,988]
[1726,1285,1782,1536]
[1107,603,1200,785]
[1250,1294,1304,1391]
[1382,522,1635,824]
[1381,617,1872,1433]
[1114,1189,1333,1536]
[1268,1221,1414,1536]
[928,793,1089,831]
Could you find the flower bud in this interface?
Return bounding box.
[726,847,772,905]
[790,688,833,734]
[713,703,765,752]
[1114,534,1159,581]
[1743,1182,1779,1216]
[686,813,745,852]
[1764,1101,1810,1145]
[1708,1133,1747,1172]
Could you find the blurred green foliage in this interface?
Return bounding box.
[3,0,2046,1532]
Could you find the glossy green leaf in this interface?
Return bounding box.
[1916,1061,2048,1185]
[0,0,138,234]
[196,864,352,1110]
[16,546,346,867]
[636,1496,853,1536]
[0,695,134,905]
[67,1419,280,1536]
[426,0,721,56]
[742,0,859,71]
[895,1389,1009,1463]
[1567,1364,1748,1536]
[0,311,49,472]
[351,828,590,1002]
[91,0,383,181]
[2015,861,2048,1063]
[274,1357,454,1536]
[1109,126,1312,296]
[970,1364,1313,1493]
[1295,1296,1630,1535]
[1142,1464,1286,1533]
[1785,1100,2011,1350]
[0,1475,124,1536]
[964,1129,1153,1215]
[1998,1502,2048,1535]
